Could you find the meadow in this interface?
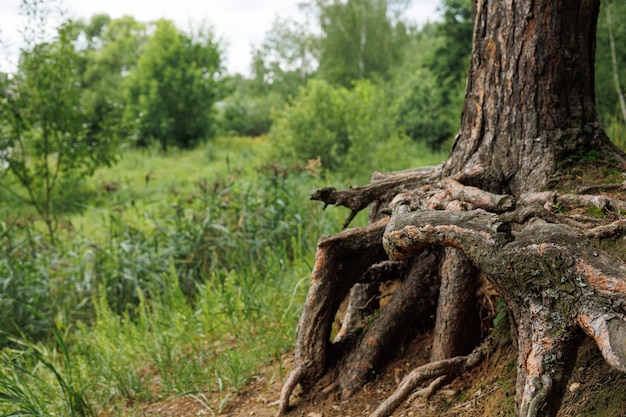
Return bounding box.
[0,135,445,416]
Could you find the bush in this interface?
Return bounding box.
[392,68,457,150]
[270,79,350,171]
[270,78,434,179]
[123,19,224,150]
[220,92,284,137]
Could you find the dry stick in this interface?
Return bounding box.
[557,194,626,213]
[368,334,495,417]
[577,181,626,194]
[407,375,449,403]
[310,168,437,228]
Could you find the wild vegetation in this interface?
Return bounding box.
[0,0,625,416]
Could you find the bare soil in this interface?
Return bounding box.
[122,327,626,417]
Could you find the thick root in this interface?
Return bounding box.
[368,333,495,417]
[337,251,439,398]
[278,219,389,414]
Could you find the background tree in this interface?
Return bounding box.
[250,16,318,100]
[315,0,410,87]
[123,19,224,150]
[0,2,120,241]
[426,0,472,93]
[219,16,316,137]
[596,0,626,149]
[74,15,147,149]
[279,2,626,417]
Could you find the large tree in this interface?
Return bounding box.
[278,1,626,417]
[123,19,223,150]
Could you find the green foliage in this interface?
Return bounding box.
[316,0,410,87]
[0,323,94,417]
[0,223,89,346]
[123,19,224,150]
[392,67,456,149]
[0,1,121,241]
[271,78,445,178]
[219,76,284,137]
[74,15,147,147]
[428,0,473,88]
[596,0,626,150]
[0,137,357,413]
[250,16,317,99]
[404,0,472,149]
[271,79,350,171]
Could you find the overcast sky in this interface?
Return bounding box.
[0,0,441,75]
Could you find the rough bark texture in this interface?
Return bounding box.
[430,247,480,362]
[442,0,620,195]
[337,251,439,398]
[385,204,626,415]
[278,1,626,417]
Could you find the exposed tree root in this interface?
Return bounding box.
[277,218,389,415]
[431,247,480,361]
[337,251,439,398]
[310,167,437,228]
[279,172,626,417]
[369,333,495,417]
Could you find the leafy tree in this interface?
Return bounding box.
[123,19,224,150]
[270,79,349,170]
[0,2,120,241]
[315,0,410,87]
[219,83,283,137]
[427,0,473,88]
[74,15,147,146]
[250,16,318,99]
[392,67,454,149]
[271,78,416,178]
[385,10,468,150]
[420,0,472,146]
[220,16,317,138]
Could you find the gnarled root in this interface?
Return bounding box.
[369,333,495,417]
[383,204,626,416]
[282,171,626,417]
[278,218,389,414]
[337,250,440,398]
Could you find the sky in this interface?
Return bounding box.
[0,0,441,75]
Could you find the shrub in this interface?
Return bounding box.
[270,79,349,171]
[392,68,457,150]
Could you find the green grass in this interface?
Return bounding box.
[0,134,443,416]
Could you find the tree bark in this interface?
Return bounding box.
[444,0,608,195]
[430,247,480,362]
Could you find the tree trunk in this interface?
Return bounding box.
[279,2,626,417]
[444,0,607,195]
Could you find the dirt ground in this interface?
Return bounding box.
[126,326,626,417]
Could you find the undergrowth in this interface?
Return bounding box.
[0,135,442,415]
